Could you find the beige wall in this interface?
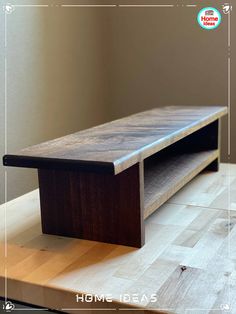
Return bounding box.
[0,1,110,203]
[0,0,235,203]
[105,1,234,162]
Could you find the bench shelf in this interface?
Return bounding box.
[144,149,218,219]
[3,106,227,248]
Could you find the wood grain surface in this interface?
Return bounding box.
[1,163,236,313]
[144,119,220,218]
[3,106,227,174]
[144,150,218,219]
[38,163,144,248]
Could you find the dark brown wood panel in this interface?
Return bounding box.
[3,106,227,174]
[38,163,144,247]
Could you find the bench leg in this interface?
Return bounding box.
[205,158,219,172]
[204,119,220,172]
[183,119,220,172]
[38,163,144,248]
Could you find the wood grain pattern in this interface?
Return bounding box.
[144,119,220,218]
[144,150,218,219]
[38,163,144,248]
[3,106,227,174]
[0,163,236,313]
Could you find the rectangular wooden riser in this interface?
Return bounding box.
[37,114,220,247]
[3,106,227,247]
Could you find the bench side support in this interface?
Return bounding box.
[204,119,220,171]
[176,119,220,171]
[38,163,144,248]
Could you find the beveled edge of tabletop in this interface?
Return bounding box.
[3,155,115,174]
[2,106,228,175]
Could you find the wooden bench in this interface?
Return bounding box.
[3,106,227,247]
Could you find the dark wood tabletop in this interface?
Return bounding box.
[3,106,227,174]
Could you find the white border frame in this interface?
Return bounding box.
[2,2,232,312]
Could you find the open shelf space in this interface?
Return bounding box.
[144,148,218,219]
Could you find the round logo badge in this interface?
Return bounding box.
[197,7,222,30]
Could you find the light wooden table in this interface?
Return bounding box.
[1,163,236,314]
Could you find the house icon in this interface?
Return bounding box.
[205,10,214,15]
